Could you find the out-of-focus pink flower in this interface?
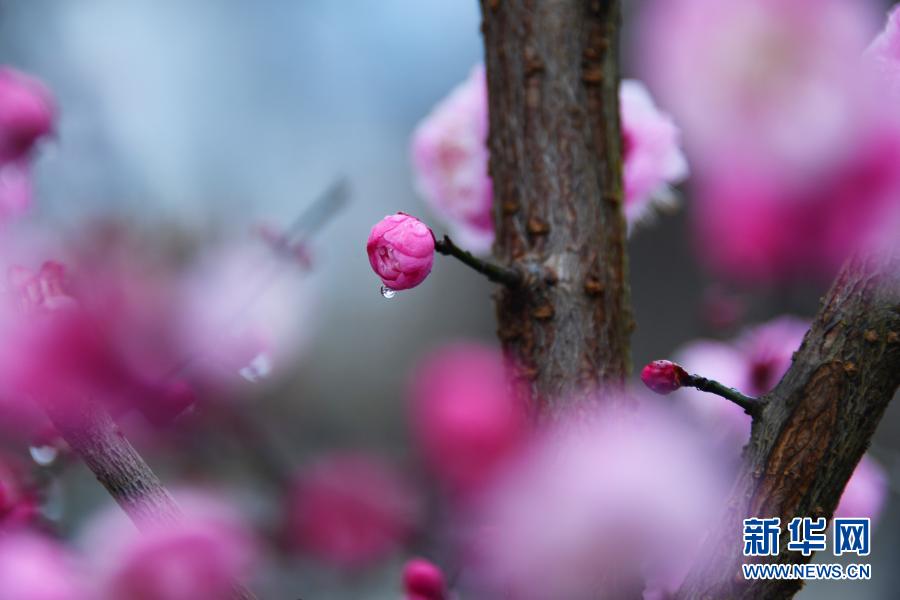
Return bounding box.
[465,401,727,599]
[367,213,435,291]
[674,316,808,451]
[620,80,689,225]
[0,532,86,600]
[866,7,900,99]
[0,454,39,530]
[639,0,900,284]
[82,490,258,600]
[0,159,34,219]
[0,258,194,427]
[411,69,688,251]
[0,67,54,220]
[411,65,493,254]
[835,455,888,523]
[0,67,54,164]
[638,0,876,174]
[403,558,447,600]
[286,453,422,569]
[408,342,526,495]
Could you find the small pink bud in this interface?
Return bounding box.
[367,213,435,291]
[403,558,446,600]
[0,67,55,163]
[640,360,688,395]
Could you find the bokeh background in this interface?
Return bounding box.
[1,0,898,598]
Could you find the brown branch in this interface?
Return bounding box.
[43,398,258,600]
[434,235,522,286]
[480,0,632,415]
[677,250,900,600]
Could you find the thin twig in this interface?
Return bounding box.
[684,374,761,416]
[434,235,521,286]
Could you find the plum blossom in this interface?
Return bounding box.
[0,532,86,600]
[367,213,435,291]
[0,67,54,220]
[465,401,727,599]
[411,68,687,253]
[408,342,526,496]
[286,452,422,569]
[638,0,900,283]
[81,490,258,600]
[620,80,689,225]
[411,65,493,254]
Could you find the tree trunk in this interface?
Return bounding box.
[677,251,900,600]
[480,0,632,415]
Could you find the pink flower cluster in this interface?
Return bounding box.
[638,0,900,283]
[410,67,687,253]
[0,67,54,220]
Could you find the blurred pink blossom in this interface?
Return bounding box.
[0,67,54,220]
[0,67,54,164]
[367,213,435,291]
[0,532,86,600]
[286,453,422,569]
[403,558,447,600]
[0,453,39,530]
[866,6,900,99]
[620,80,689,225]
[0,258,195,427]
[411,65,493,254]
[81,490,258,600]
[411,68,687,253]
[835,455,888,522]
[674,316,808,450]
[465,401,727,599]
[638,0,900,283]
[408,342,526,496]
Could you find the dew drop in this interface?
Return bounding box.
[380,285,397,299]
[29,445,59,466]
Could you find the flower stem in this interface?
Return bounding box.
[684,374,762,416]
[434,235,521,286]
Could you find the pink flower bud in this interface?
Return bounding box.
[403,558,446,600]
[640,360,688,395]
[367,213,435,291]
[0,67,55,164]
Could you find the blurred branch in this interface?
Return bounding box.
[434,235,521,286]
[677,250,900,600]
[42,397,259,600]
[480,0,632,415]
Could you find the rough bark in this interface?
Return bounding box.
[480,0,632,414]
[677,250,900,600]
[44,398,259,600]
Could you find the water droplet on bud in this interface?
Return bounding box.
[380,285,397,299]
